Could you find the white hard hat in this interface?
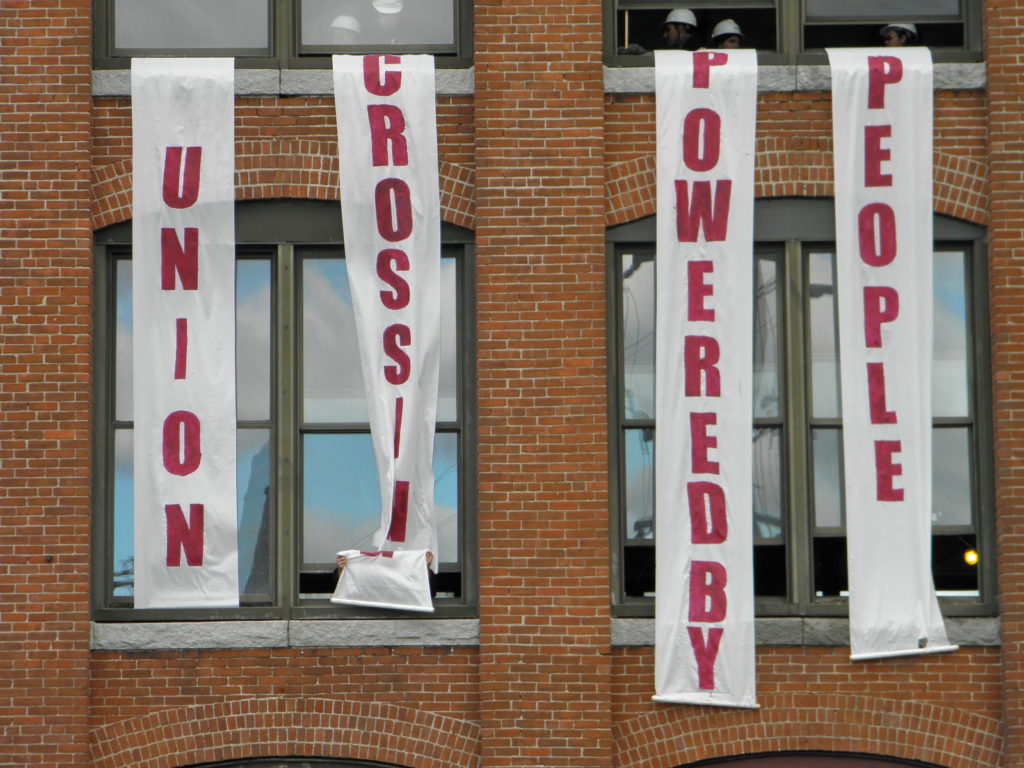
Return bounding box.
[664,8,697,29]
[711,19,743,40]
[331,15,362,34]
[373,0,404,14]
[880,22,918,39]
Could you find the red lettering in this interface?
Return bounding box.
[385,480,410,542]
[690,412,719,474]
[675,181,732,242]
[383,323,411,384]
[160,228,199,290]
[688,560,727,622]
[858,203,897,267]
[687,481,727,544]
[174,317,188,379]
[363,54,402,96]
[394,396,404,459]
[162,410,201,476]
[165,503,204,567]
[375,178,414,242]
[687,261,715,322]
[875,440,904,501]
[162,146,202,209]
[863,286,899,347]
[864,125,893,187]
[367,104,409,167]
[867,362,897,424]
[377,248,411,309]
[684,336,721,397]
[687,626,724,690]
[868,56,903,109]
[692,51,729,89]
[682,108,721,172]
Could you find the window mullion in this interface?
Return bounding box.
[275,244,297,614]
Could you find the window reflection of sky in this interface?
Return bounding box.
[114,0,269,49]
[300,0,455,47]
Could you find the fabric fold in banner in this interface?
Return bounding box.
[332,550,434,612]
[653,50,758,708]
[828,48,956,661]
[332,54,442,612]
[131,58,239,609]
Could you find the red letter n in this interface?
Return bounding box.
[676,180,732,242]
[161,228,199,290]
[165,503,204,566]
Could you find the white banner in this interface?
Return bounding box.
[332,55,441,598]
[828,48,955,660]
[331,550,434,612]
[654,50,758,708]
[131,59,238,609]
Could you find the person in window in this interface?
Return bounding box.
[331,15,363,46]
[661,8,700,51]
[710,18,744,49]
[880,22,918,47]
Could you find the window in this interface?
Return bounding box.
[605,0,981,65]
[93,200,476,619]
[92,0,473,68]
[609,199,993,616]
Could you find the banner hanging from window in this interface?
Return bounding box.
[332,550,434,612]
[131,58,238,609]
[828,48,956,660]
[332,54,442,610]
[653,50,758,708]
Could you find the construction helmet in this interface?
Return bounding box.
[879,22,918,40]
[711,18,743,41]
[331,15,362,34]
[664,8,698,29]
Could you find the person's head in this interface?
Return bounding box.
[662,8,698,49]
[880,22,917,47]
[711,18,743,49]
[331,15,362,45]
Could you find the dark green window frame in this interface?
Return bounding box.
[92,200,477,621]
[608,198,994,618]
[604,0,982,66]
[92,0,474,69]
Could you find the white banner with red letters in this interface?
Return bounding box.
[653,50,758,708]
[131,58,238,609]
[332,549,434,612]
[828,48,956,660]
[332,54,441,605]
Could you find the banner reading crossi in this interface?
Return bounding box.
[653,50,758,708]
[132,58,238,609]
[332,55,441,610]
[828,47,956,661]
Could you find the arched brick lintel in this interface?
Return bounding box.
[90,696,480,768]
[91,141,476,232]
[613,694,1001,768]
[604,150,988,228]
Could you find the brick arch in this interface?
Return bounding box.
[89,696,479,768]
[604,150,988,228]
[612,694,1001,768]
[90,139,476,231]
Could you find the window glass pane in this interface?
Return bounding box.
[808,250,841,419]
[115,259,133,421]
[622,253,655,421]
[933,426,972,527]
[302,432,459,566]
[438,258,458,422]
[300,0,455,46]
[237,259,272,421]
[812,427,844,528]
[112,428,134,597]
[754,252,781,419]
[806,0,960,20]
[933,249,969,418]
[624,427,655,540]
[238,428,272,596]
[114,0,270,49]
[753,427,783,540]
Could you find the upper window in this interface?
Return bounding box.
[606,0,981,65]
[609,199,993,617]
[92,201,476,619]
[93,0,473,68]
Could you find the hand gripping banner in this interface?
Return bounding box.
[332,55,441,609]
[828,48,956,660]
[131,59,238,608]
[653,50,758,708]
